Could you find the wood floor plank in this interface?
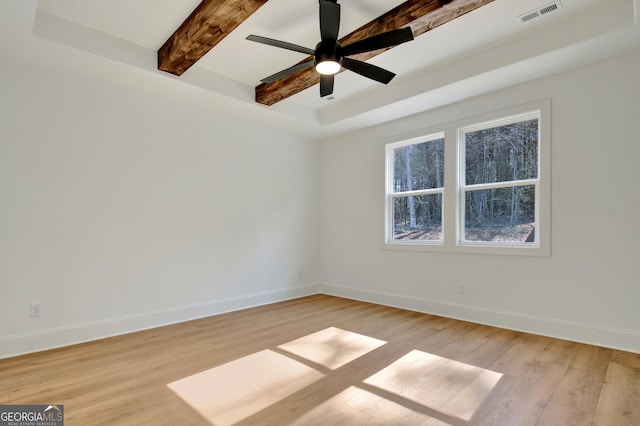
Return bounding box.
[442,325,521,369]
[536,401,593,426]
[489,333,553,377]
[0,294,637,425]
[478,360,567,425]
[549,366,607,414]
[611,349,640,369]
[570,343,612,372]
[592,362,640,425]
[466,372,519,424]
[537,338,583,368]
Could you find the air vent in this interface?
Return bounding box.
[518,1,562,23]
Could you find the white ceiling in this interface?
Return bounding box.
[21,0,640,136]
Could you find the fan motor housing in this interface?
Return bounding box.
[314,41,343,67]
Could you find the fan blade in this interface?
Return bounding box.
[342,27,414,57]
[260,61,315,83]
[246,35,314,55]
[319,0,340,45]
[320,75,335,97]
[342,57,395,84]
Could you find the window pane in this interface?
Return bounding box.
[464,185,535,243]
[393,194,442,241]
[393,139,444,192]
[465,119,538,185]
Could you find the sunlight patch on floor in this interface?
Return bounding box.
[290,386,450,426]
[364,349,502,421]
[167,330,500,424]
[278,326,387,369]
[167,349,323,426]
[166,327,386,425]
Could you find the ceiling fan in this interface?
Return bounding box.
[246,0,414,98]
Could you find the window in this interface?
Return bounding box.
[385,100,550,256]
[387,134,445,243]
[459,113,539,246]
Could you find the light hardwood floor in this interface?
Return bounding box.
[1,294,638,425]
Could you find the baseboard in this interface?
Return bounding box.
[4,282,637,359]
[319,282,640,354]
[0,284,319,360]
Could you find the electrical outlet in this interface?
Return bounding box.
[30,303,42,318]
[457,283,465,294]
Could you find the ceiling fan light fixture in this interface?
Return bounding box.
[247,0,415,99]
[314,40,342,75]
[315,60,341,75]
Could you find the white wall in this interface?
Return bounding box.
[319,47,640,353]
[0,56,320,358]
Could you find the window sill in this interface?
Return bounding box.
[383,241,550,257]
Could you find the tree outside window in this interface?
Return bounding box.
[460,117,539,244]
[388,135,444,242]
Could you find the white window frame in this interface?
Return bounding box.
[384,99,550,256]
[385,133,445,246]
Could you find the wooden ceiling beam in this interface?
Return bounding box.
[255,0,495,106]
[158,0,269,76]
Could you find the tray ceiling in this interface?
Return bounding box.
[33,0,640,136]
